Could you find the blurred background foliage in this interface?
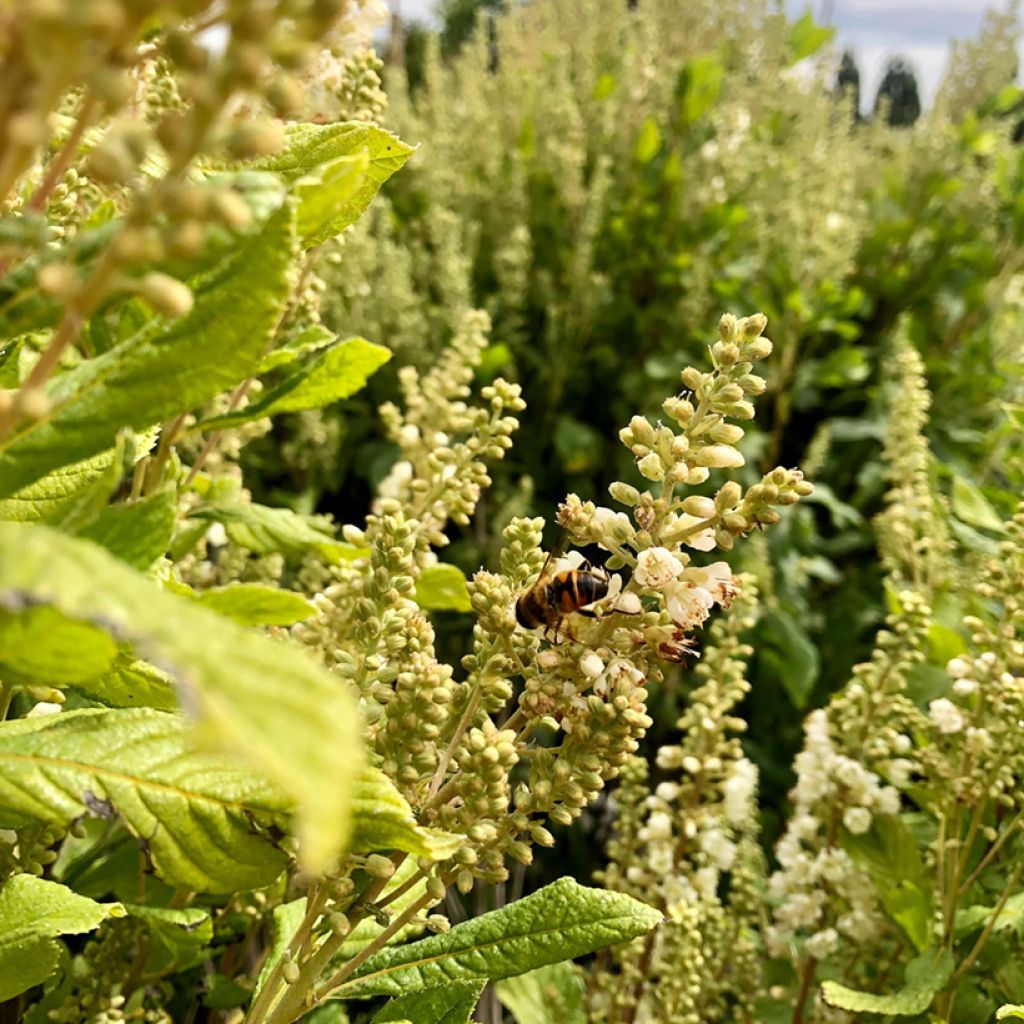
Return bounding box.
[241,0,1024,843]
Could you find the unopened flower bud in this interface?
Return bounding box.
[694,445,744,468]
[364,854,395,879]
[609,481,641,506]
[37,262,78,299]
[681,495,716,518]
[637,453,665,481]
[137,273,193,318]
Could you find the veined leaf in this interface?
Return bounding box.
[335,878,661,999]
[371,982,485,1024]
[0,605,118,686]
[294,151,372,247]
[0,522,363,871]
[0,204,298,498]
[195,337,391,431]
[194,583,317,627]
[956,891,1024,938]
[0,448,117,525]
[350,768,462,861]
[259,323,337,373]
[496,963,586,1024]
[821,948,953,1015]
[0,874,125,1001]
[77,490,176,569]
[72,653,178,711]
[0,708,290,893]
[416,564,472,613]
[951,475,1007,533]
[190,502,364,563]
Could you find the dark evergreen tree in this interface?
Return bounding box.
[438,0,505,59]
[835,49,862,120]
[874,57,922,126]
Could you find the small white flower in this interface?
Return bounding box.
[947,657,972,678]
[700,827,737,871]
[875,787,902,816]
[579,652,605,679]
[664,580,714,629]
[842,807,872,835]
[723,758,758,824]
[953,678,978,695]
[399,424,420,445]
[929,697,965,735]
[644,811,674,841]
[805,927,840,960]
[682,755,702,775]
[27,701,62,717]
[615,592,643,615]
[635,546,685,588]
[655,781,680,802]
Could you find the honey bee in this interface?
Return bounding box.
[515,547,611,640]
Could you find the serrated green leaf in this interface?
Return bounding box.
[0,605,118,685]
[496,963,586,1024]
[0,448,118,525]
[956,891,1024,938]
[350,767,462,861]
[0,875,125,1001]
[998,1005,1024,1020]
[197,337,391,430]
[415,564,472,613]
[72,653,177,711]
[294,151,372,247]
[951,475,1007,533]
[0,708,290,892]
[77,490,176,569]
[194,583,317,626]
[335,878,661,999]
[0,521,362,871]
[821,948,953,1015]
[259,324,337,373]
[789,11,834,63]
[371,982,485,1024]
[0,204,298,499]
[190,502,364,563]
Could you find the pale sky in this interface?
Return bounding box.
[388,0,1010,112]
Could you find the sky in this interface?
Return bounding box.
[386,0,1007,112]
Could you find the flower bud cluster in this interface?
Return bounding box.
[589,581,765,1022]
[378,310,525,550]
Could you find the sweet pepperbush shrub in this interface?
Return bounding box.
[2,2,1024,1024]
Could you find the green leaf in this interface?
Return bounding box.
[190,502,364,563]
[350,767,462,861]
[0,204,298,499]
[294,151,372,247]
[956,892,1024,938]
[123,903,213,974]
[77,490,176,569]
[0,521,363,871]
[0,605,118,686]
[841,815,929,894]
[197,337,391,430]
[371,982,485,1024]
[789,11,834,63]
[822,948,952,1015]
[633,118,661,163]
[255,897,309,999]
[678,53,723,124]
[0,709,290,892]
[496,963,586,1024]
[335,878,661,999]
[259,323,337,373]
[0,874,125,1001]
[882,880,931,953]
[757,609,819,708]
[194,583,317,626]
[72,653,178,711]
[0,449,118,525]
[951,475,1007,533]
[998,1006,1024,1020]
[415,564,472,613]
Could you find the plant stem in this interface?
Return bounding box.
[28,93,98,213]
[0,679,14,720]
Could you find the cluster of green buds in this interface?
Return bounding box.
[378,309,525,551]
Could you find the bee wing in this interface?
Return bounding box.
[533,531,571,583]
